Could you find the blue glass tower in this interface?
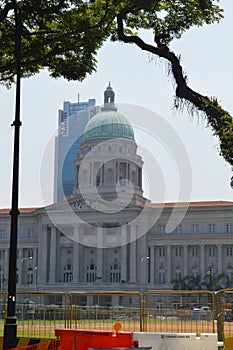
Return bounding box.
[54,97,100,202]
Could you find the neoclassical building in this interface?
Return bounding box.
[0,85,233,303]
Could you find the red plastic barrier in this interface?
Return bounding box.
[55,328,134,350]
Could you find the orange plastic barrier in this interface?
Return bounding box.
[55,328,134,350]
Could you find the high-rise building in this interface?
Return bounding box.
[54,97,100,202]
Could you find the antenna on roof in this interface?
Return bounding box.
[78,93,80,104]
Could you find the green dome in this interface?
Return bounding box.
[82,110,135,143]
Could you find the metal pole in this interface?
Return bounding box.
[3,4,22,349]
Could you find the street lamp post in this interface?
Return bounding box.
[3,3,23,349]
[34,267,38,291]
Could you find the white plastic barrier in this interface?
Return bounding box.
[133,332,218,350]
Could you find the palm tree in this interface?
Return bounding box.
[171,274,189,290]
[224,275,233,288]
[202,273,227,291]
[186,274,205,290]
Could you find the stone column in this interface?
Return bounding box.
[121,225,127,282]
[72,229,80,284]
[115,161,118,183]
[72,225,80,282]
[200,245,205,276]
[183,245,188,276]
[18,248,23,285]
[33,248,38,266]
[89,163,92,185]
[167,245,171,284]
[4,249,9,287]
[129,224,137,283]
[38,225,48,284]
[96,226,104,279]
[49,226,57,283]
[217,244,223,274]
[150,246,155,284]
[72,243,80,283]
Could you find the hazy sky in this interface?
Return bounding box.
[0,0,232,208]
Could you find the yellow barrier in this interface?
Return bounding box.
[2,288,233,349]
[144,290,216,334]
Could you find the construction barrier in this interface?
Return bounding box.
[55,328,134,350]
[133,332,218,350]
[4,339,60,350]
[10,331,221,350]
[0,337,55,350]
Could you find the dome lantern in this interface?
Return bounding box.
[102,82,117,112]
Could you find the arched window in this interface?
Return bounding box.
[192,265,199,277]
[159,265,166,284]
[175,265,182,279]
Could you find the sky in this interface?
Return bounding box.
[0,0,232,208]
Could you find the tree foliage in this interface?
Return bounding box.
[0,0,232,167]
[172,273,229,291]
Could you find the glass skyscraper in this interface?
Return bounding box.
[54,97,100,202]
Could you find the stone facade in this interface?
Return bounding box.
[0,201,232,295]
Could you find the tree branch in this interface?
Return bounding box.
[117,11,233,167]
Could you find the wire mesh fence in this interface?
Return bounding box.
[144,290,216,334]
[216,288,233,347]
[71,291,142,332]
[2,288,233,343]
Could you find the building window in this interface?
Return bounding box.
[28,229,34,237]
[176,225,182,234]
[192,224,199,234]
[112,258,119,270]
[25,250,33,258]
[0,229,6,238]
[159,247,166,257]
[226,224,233,233]
[159,265,165,284]
[159,225,165,234]
[192,265,199,277]
[227,247,233,256]
[209,224,215,234]
[64,271,73,283]
[175,265,182,279]
[209,247,216,257]
[67,264,72,270]
[86,272,96,283]
[159,272,166,284]
[192,247,199,257]
[176,247,182,257]
[110,272,121,282]
[27,268,34,285]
